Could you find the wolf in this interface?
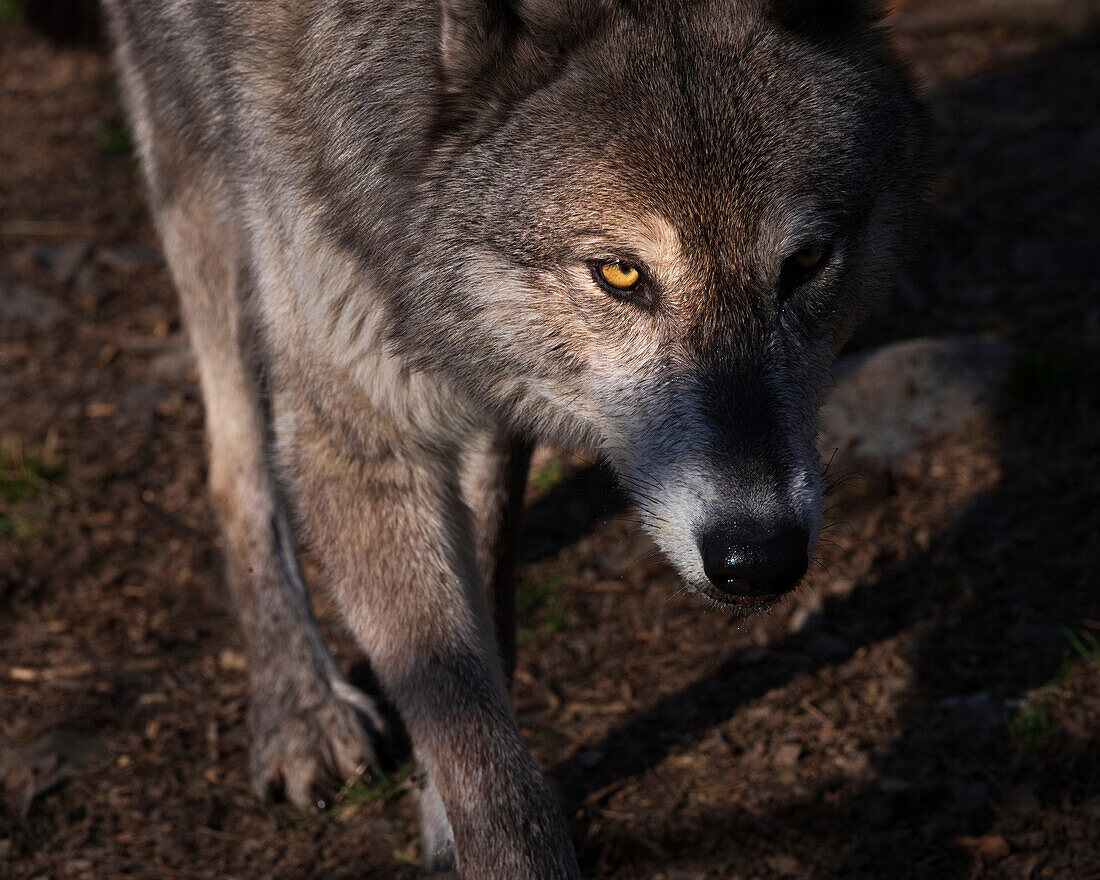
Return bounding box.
[102,0,926,875]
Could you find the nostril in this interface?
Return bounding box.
[699,521,809,597]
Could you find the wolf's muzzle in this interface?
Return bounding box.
[698,520,809,603]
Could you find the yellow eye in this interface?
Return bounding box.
[595,260,641,291]
[793,242,826,270]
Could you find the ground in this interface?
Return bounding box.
[1,2,1099,879]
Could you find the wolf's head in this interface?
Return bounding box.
[393,0,927,608]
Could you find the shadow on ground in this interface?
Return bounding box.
[540,29,1100,879]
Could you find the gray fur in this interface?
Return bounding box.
[102,0,926,875]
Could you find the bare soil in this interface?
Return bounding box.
[2,3,1099,879]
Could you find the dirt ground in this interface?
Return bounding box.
[2,2,1100,879]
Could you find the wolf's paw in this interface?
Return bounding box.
[249,679,386,811]
[418,773,455,873]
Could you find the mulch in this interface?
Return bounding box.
[2,2,1099,878]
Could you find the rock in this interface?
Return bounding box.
[819,337,1015,462]
[0,279,63,322]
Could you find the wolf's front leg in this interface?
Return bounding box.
[155,180,384,811]
[285,408,580,880]
[461,430,533,684]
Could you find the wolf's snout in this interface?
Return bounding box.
[698,521,809,602]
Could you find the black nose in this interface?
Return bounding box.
[699,521,809,598]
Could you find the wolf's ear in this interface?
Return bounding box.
[439,0,512,93]
[439,0,606,94]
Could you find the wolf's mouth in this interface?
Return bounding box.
[728,593,778,607]
[693,582,784,614]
